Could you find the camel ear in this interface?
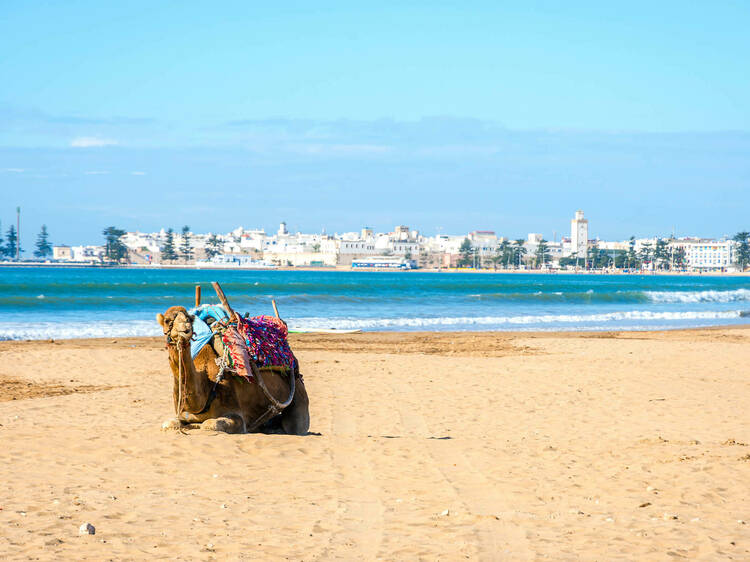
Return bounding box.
[156,313,165,328]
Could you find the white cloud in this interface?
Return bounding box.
[70,136,118,148]
[2,168,25,173]
[130,171,146,176]
[84,170,110,175]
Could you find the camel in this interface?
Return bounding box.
[157,305,310,435]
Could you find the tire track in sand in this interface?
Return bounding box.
[388,361,533,560]
[317,360,385,560]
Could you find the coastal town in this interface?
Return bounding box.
[3,210,747,273]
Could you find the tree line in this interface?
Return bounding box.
[159,226,222,263]
[1,223,223,264]
[459,238,541,268]
[0,224,53,260]
[100,225,223,264]
[455,232,750,271]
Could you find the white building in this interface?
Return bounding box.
[53,245,72,260]
[372,227,421,257]
[72,245,105,262]
[122,231,163,254]
[423,234,465,255]
[598,240,630,252]
[52,245,104,262]
[670,239,735,271]
[336,237,377,265]
[546,240,564,262]
[571,210,588,259]
[527,233,543,244]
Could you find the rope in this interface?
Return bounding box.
[176,344,184,416]
[169,317,296,434]
[175,341,190,435]
[244,361,297,432]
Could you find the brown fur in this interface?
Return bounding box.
[157,306,310,435]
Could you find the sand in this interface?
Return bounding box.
[0,328,748,560]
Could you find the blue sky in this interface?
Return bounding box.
[1,1,749,247]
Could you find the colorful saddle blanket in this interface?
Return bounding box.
[223,315,296,381]
[189,305,296,383]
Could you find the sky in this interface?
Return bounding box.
[1,1,749,248]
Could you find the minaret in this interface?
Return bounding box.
[570,210,588,259]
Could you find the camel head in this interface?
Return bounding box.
[157,306,194,346]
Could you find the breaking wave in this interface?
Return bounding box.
[0,309,743,340]
[645,288,750,303]
[290,309,742,331]
[0,320,162,341]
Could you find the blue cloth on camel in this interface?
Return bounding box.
[188,304,230,359]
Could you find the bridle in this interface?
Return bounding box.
[164,320,223,418]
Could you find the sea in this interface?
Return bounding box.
[1,267,749,340]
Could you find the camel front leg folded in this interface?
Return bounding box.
[199,414,246,434]
[161,417,183,431]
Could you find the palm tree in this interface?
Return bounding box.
[490,253,501,270]
[733,231,750,270]
[586,243,599,269]
[535,239,551,268]
[498,240,511,269]
[458,238,473,268]
[514,239,527,269]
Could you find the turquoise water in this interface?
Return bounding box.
[1,267,749,339]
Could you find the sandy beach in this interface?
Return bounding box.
[1,328,748,560]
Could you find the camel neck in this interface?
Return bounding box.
[169,342,211,416]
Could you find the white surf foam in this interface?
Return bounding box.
[290,309,742,331]
[0,320,162,341]
[0,309,744,340]
[645,288,750,303]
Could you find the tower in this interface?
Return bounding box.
[571,210,588,258]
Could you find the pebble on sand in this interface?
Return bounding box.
[79,523,95,535]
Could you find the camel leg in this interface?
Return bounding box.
[200,415,246,434]
[161,417,183,431]
[280,379,310,436]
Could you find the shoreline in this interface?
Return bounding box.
[2,262,749,276]
[3,323,748,347]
